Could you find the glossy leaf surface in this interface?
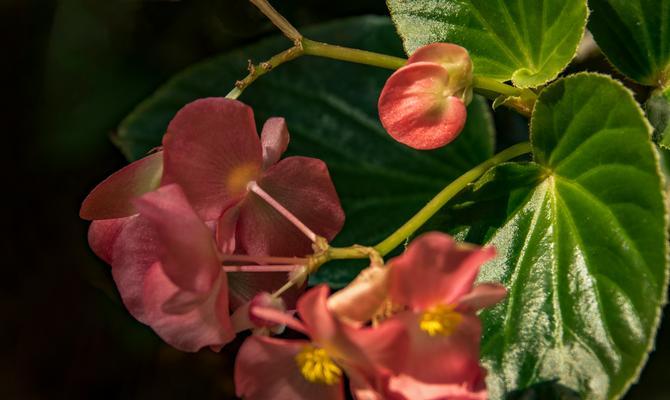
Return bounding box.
[386,0,588,88]
[456,74,667,399]
[589,0,670,86]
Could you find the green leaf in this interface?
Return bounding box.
[115,16,496,287]
[645,87,670,148]
[455,74,668,399]
[588,0,670,87]
[386,0,588,88]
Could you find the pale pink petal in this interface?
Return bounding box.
[378,62,467,150]
[216,204,240,254]
[250,306,308,335]
[110,216,160,323]
[408,43,473,93]
[88,217,130,264]
[298,285,409,374]
[235,336,344,400]
[248,292,286,328]
[237,156,345,257]
[230,292,287,332]
[261,117,290,170]
[388,232,496,310]
[327,265,389,324]
[391,311,484,386]
[142,262,234,352]
[227,271,302,310]
[162,98,262,220]
[133,184,220,294]
[457,283,507,312]
[387,374,486,400]
[80,151,163,220]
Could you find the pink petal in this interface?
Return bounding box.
[216,204,240,254]
[378,62,467,150]
[250,306,308,335]
[80,151,163,220]
[110,216,161,323]
[299,285,409,375]
[387,374,486,400]
[237,156,345,257]
[327,265,390,324]
[162,98,262,220]
[391,311,484,387]
[227,271,302,310]
[388,232,496,310]
[88,217,130,264]
[142,262,234,352]
[408,43,473,91]
[261,117,290,170]
[235,336,344,400]
[457,283,507,312]
[133,184,220,294]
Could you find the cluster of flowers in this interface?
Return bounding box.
[81,43,503,399]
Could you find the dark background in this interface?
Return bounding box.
[3,0,668,398]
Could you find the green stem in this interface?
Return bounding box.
[473,76,528,98]
[374,141,532,255]
[226,45,304,100]
[302,38,406,70]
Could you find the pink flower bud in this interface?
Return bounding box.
[378,43,473,150]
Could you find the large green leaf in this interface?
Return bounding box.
[589,0,670,87]
[453,74,667,399]
[116,16,496,287]
[386,0,588,88]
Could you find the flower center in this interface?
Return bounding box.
[227,163,260,194]
[294,345,342,385]
[419,303,462,337]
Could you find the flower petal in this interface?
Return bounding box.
[387,374,486,400]
[227,271,302,310]
[80,152,163,220]
[261,117,290,170]
[216,204,240,254]
[110,216,160,323]
[299,285,408,375]
[457,283,507,312]
[327,265,389,324]
[88,217,130,264]
[133,184,220,294]
[237,156,344,257]
[142,262,234,352]
[162,98,262,220]
[235,336,344,400]
[388,232,496,310]
[408,43,473,103]
[391,311,484,387]
[378,62,467,150]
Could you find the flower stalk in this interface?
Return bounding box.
[228,0,538,116]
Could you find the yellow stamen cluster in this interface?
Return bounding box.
[419,303,462,337]
[294,345,342,385]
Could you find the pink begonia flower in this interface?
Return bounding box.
[385,232,506,399]
[109,183,236,351]
[82,98,345,349]
[161,97,344,257]
[378,43,473,150]
[82,97,344,258]
[235,285,409,400]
